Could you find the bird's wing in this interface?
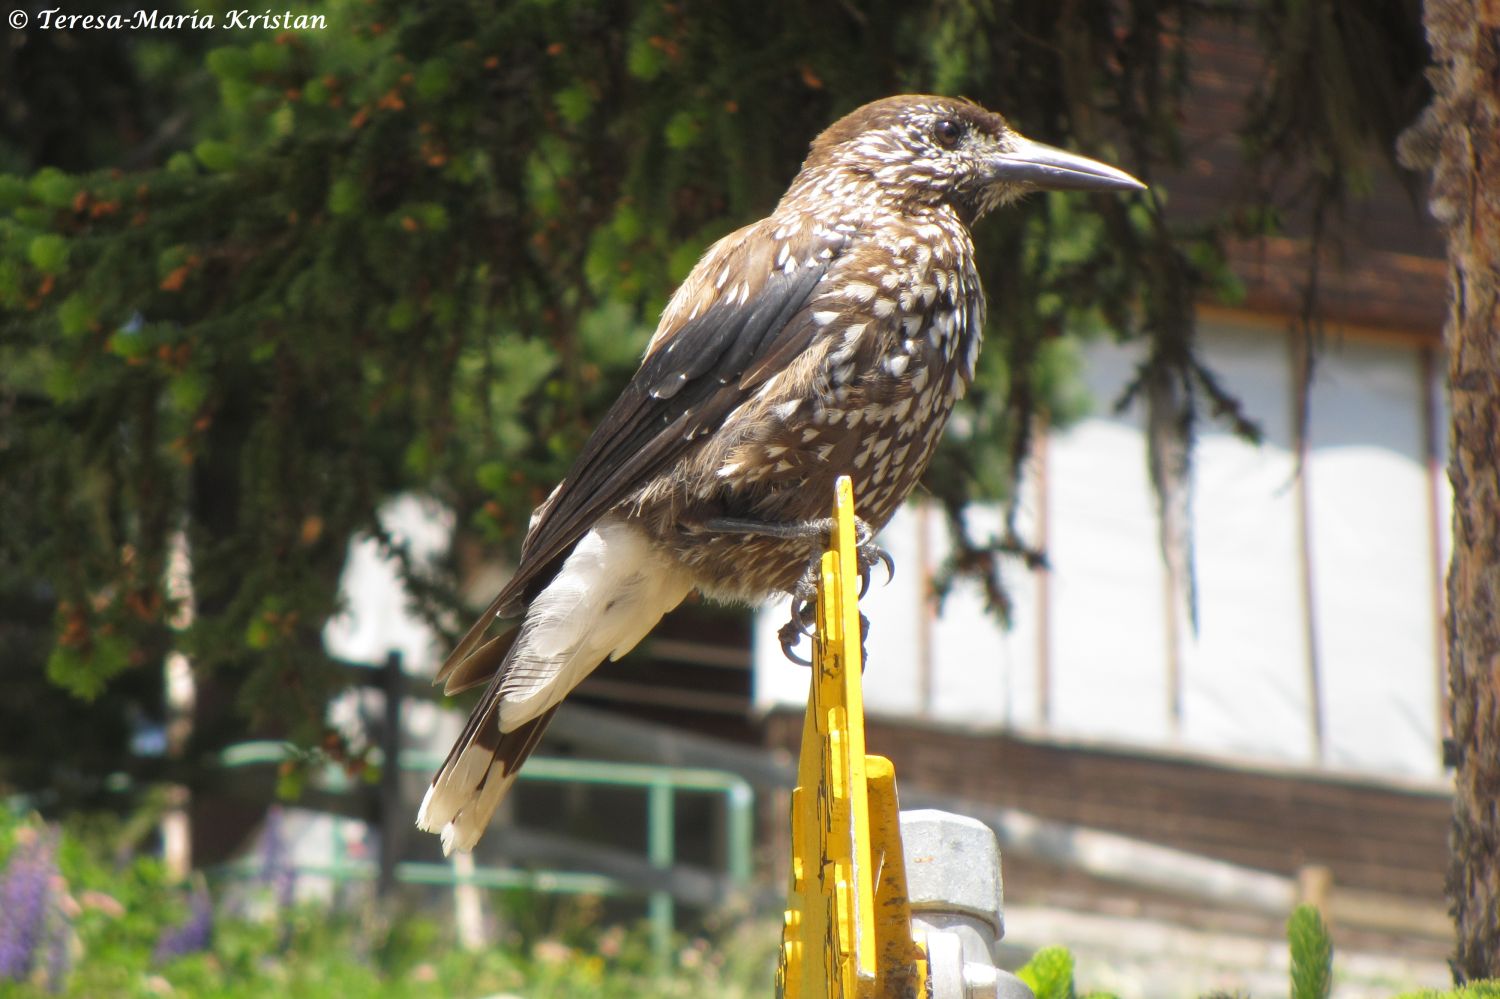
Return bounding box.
[435,221,845,683]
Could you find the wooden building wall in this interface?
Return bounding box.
[765,710,1451,906]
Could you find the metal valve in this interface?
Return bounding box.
[900,809,1035,999]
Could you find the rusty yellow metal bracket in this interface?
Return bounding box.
[777,476,929,999]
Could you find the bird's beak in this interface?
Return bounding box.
[990,136,1146,193]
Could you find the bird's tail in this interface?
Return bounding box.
[417,683,558,856]
[418,518,693,854]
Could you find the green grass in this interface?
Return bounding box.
[0,808,774,998]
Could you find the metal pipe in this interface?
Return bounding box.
[647,780,675,972]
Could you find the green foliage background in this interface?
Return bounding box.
[0,1,1428,794]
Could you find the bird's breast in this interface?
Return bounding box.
[657,230,984,596]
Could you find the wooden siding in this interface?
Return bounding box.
[764,711,1451,906]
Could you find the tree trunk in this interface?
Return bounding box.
[1420,0,1500,981]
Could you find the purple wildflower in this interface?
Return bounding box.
[43,903,70,995]
[151,883,213,965]
[259,806,296,910]
[0,828,58,983]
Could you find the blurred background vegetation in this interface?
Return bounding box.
[0,808,779,996]
[1,0,1451,992]
[0,0,1427,795]
[7,803,1486,998]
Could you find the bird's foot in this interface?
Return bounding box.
[845,516,896,597]
[856,539,896,598]
[700,515,892,666]
[777,617,813,666]
[776,599,870,670]
[777,567,820,665]
[747,524,887,667]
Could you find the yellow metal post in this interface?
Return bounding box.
[777,476,928,999]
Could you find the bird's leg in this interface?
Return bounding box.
[702,515,895,588]
[701,515,894,666]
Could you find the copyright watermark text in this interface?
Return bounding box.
[9,8,328,30]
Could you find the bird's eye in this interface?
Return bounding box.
[933,119,963,148]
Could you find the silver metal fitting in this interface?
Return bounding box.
[901,809,1034,999]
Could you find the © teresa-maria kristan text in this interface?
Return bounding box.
[24,8,327,29]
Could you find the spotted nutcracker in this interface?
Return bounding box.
[418,94,1144,853]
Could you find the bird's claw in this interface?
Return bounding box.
[775,517,892,665]
[856,545,896,598]
[779,605,870,669]
[777,565,820,665]
[778,619,812,666]
[850,516,895,598]
[794,596,817,634]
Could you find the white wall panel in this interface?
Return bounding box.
[1305,338,1443,777]
[1045,339,1172,743]
[928,500,1041,728]
[1179,328,1313,763]
[855,503,928,717]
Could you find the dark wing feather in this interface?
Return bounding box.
[434,627,519,695]
[435,229,843,681]
[511,253,834,593]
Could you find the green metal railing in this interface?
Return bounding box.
[218,739,755,965]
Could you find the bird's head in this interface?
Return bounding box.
[803,94,1145,221]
